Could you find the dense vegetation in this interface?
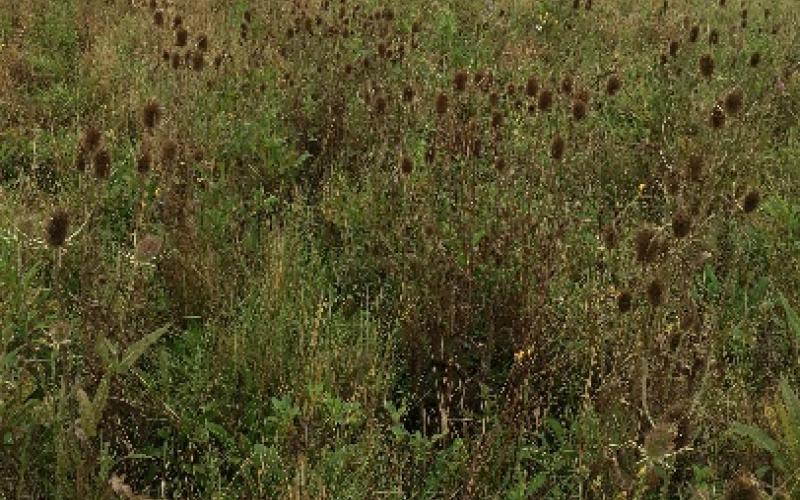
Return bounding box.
[1,0,799,497]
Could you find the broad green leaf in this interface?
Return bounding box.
[117,325,169,375]
[731,423,788,473]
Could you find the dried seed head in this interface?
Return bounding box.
[537,89,553,111]
[606,74,622,96]
[142,100,161,129]
[243,10,252,23]
[136,150,152,174]
[699,54,714,77]
[149,0,157,10]
[93,149,111,179]
[635,227,664,264]
[161,140,177,165]
[154,10,164,27]
[491,111,504,128]
[644,423,675,458]
[560,74,574,95]
[197,35,208,52]
[525,75,539,98]
[402,85,414,103]
[435,92,448,115]
[80,126,102,152]
[617,290,633,313]
[135,235,163,261]
[191,51,204,71]
[550,134,565,161]
[176,28,188,47]
[689,25,699,42]
[710,104,725,128]
[646,279,665,307]
[46,209,69,247]
[400,155,413,175]
[722,473,761,500]
[601,223,618,249]
[572,99,587,120]
[743,190,760,213]
[724,87,744,114]
[373,94,387,116]
[489,92,500,107]
[669,40,679,57]
[708,28,719,45]
[749,52,761,67]
[172,15,182,29]
[672,207,692,238]
[171,52,181,70]
[686,154,704,182]
[453,69,468,92]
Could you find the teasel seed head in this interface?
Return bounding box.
[46,208,69,247]
[550,134,565,161]
[710,103,725,128]
[142,100,161,129]
[724,87,744,114]
[635,227,665,264]
[646,279,665,307]
[400,155,413,175]
[689,25,699,42]
[708,28,719,45]
[453,69,468,92]
[686,154,704,182]
[672,207,692,238]
[136,150,152,175]
[93,148,111,180]
[560,74,574,95]
[572,99,587,120]
[80,126,102,152]
[525,75,539,98]
[606,74,622,95]
[154,10,164,27]
[435,92,448,115]
[699,54,714,77]
[537,89,553,111]
[617,290,633,313]
[742,190,760,213]
[176,27,188,47]
[749,51,761,67]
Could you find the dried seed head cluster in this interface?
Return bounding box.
[46,209,69,247]
[142,100,161,129]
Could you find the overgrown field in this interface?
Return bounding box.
[1,0,799,497]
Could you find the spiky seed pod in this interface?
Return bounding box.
[689,25,699,42]
[80,126,102,152]
[171,52,181,69]
[708,29,719,44]
[525,75,539,98]
[135,235,163,261]
[606,74,622,95]
[142,100,161,129]
[176,28,188,47]
[672,208,692,238]
[550,135,565,161]
[537,89,553,111]
[617,291,633,313]
[435,92,448,115]
[489,92,500,107]
[743,190,760,213]
[162,50,170,62]
[724,87,744,114]
[491,111,503,128]
[243,10,252,23]
[749,52,761,67]
[373,94,387,116]
[197,35,208,52]
[154,10,164,27]
[710,104,725,128]
[635,227,664,264]
[644,423,675,458]
[400,155,413,175]
[723,473,762,500]
[646,279,665,307]
[505,82,516,97]
[93,149,111,179]
[136,151,152,174]
[560,74,573,95]
[453,69,468,92]
[161,140,177,165]
[402,85,414,103]
[669,40,679,57]
[172,15,182,29]
[686,154,704,182]
[191,51,204,71]
[574,89,590,103]
[572,99,587,120]
[46,209,69,247]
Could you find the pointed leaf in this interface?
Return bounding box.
[779,293,800,339]
[731,423,788,473]
[76,387,96,438]
[117,326,169,374]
